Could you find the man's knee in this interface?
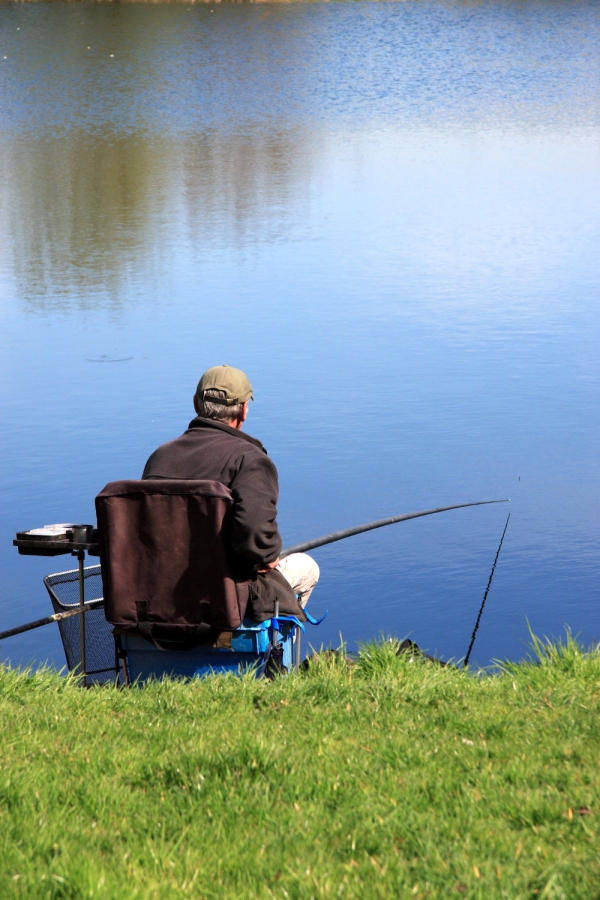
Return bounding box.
[284,552,319,585]
[297,552,320,585]
[277,552,320,601]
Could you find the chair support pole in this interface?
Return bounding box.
[75,550,87,687]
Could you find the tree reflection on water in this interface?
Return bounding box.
[1,128,315,309]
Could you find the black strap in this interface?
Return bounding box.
[134,599,215,651]
[135,600,165,650]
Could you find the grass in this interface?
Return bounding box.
[1,633,599,899]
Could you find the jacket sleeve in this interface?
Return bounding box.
[229,452,282,565]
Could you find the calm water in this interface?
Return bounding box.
[1,0,598,670]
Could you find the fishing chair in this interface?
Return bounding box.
[94,479,305,684]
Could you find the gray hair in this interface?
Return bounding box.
[196,389,243,423]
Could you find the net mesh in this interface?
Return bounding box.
[44,565,122,685]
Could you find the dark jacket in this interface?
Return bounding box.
[142,417,302,621]
[143,416,281,567]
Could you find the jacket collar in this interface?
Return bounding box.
[187,416,267,453]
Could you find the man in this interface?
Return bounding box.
[142,364,319,620]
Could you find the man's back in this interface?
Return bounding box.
[142,364,319,619]
[143,415,281,569]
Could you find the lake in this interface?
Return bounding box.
[1,0,598,671]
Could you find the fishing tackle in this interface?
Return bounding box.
[281,499,509,557]
[0,600,104,642]
[463,513,511,668]
[1,499,509,644]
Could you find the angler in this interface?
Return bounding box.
[142,364,320,623]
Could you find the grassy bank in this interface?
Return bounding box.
[1,635,599,899]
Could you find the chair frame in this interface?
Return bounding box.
[45,564,302,685]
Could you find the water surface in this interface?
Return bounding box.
[1,0,598,669]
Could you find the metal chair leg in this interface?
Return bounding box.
[114,635,130,687]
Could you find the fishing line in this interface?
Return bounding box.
[463,513,511,668]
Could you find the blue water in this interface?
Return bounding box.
[1,0,598,670]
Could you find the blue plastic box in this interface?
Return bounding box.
[118,619,296,683]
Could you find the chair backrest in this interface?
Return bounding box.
[95,480,250,645]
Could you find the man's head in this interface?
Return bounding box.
[193,365,253,429]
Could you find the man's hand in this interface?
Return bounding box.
[256,558,280,574]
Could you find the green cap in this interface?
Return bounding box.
[196,365,253,406]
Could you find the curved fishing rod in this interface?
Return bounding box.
[1,499,509,644]
[281,499,510,558]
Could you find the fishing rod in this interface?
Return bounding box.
[463,512,511,668]
[0,600,104,642]
[1,499,509,644]
[281,499,510,558]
